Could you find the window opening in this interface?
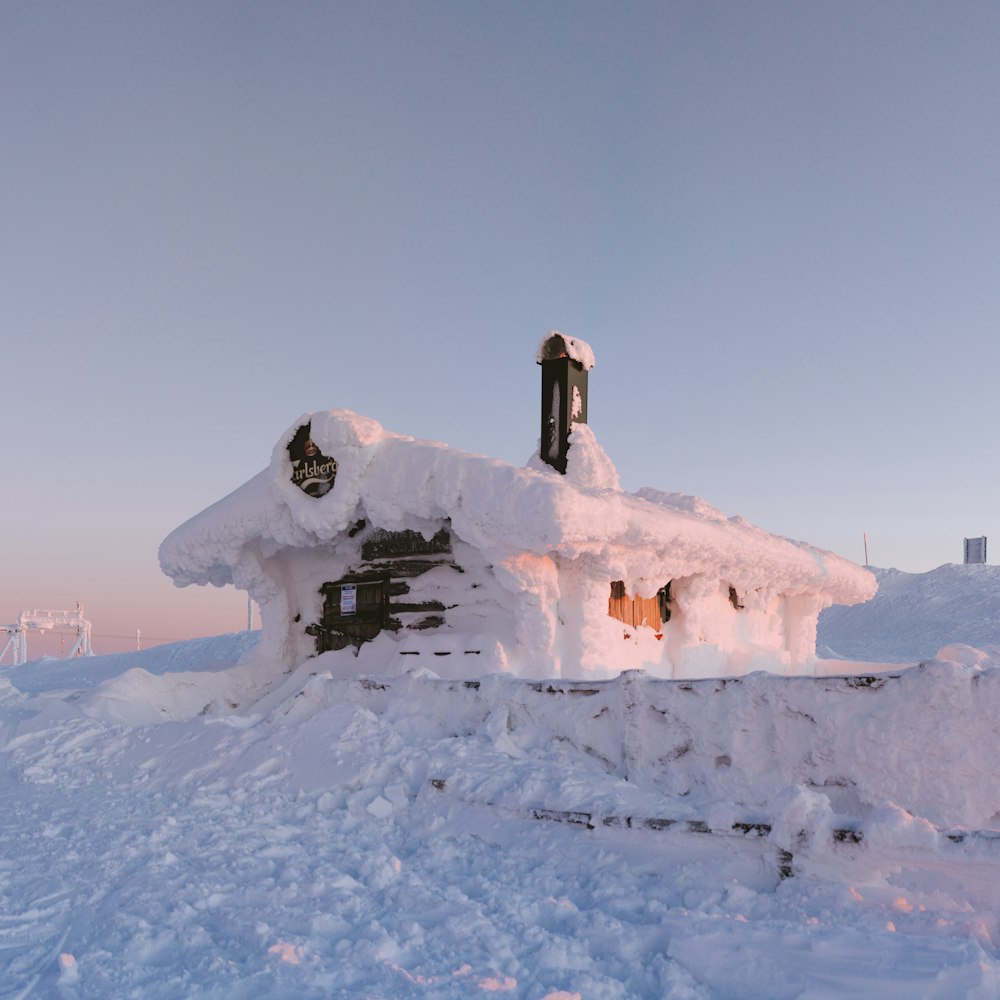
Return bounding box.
[609,581,672,632]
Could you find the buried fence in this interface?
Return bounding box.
[333,663,1000,833]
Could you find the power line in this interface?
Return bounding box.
[91,633,184,642]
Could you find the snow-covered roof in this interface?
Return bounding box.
[160,409,875,608]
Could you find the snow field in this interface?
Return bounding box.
[2,636,1000,997]
[820,563,1000,662]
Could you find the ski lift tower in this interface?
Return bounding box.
[0,623,26,667]
[2,606,95,665]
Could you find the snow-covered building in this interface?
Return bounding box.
[159,334,875,680]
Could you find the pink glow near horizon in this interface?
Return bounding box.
[1,577,251,658]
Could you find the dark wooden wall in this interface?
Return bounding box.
[310,522,460,653]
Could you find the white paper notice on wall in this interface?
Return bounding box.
[340,585,357,616]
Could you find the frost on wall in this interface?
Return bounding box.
[160,408,876,680]
[547,381,561,464]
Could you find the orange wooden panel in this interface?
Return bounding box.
[608,584,663,632]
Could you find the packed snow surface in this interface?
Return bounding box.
[2,627,1000,997]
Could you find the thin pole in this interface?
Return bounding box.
[137,628,141,652]
[863,532,869,567]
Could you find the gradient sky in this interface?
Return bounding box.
[3,2,1000,655]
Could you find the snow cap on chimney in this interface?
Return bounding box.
[536,331,596,370]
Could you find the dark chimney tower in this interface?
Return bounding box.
[537,331,593,475]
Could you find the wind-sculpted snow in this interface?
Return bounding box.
[1,636,999,996]
[820,564,1000,662]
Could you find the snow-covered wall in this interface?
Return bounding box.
[281,649,1000,830]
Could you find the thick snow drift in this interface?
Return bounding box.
[820,563,1000,662]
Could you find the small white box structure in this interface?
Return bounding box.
[964,536,988,565]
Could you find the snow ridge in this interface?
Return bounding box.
[820,563,1000,661]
